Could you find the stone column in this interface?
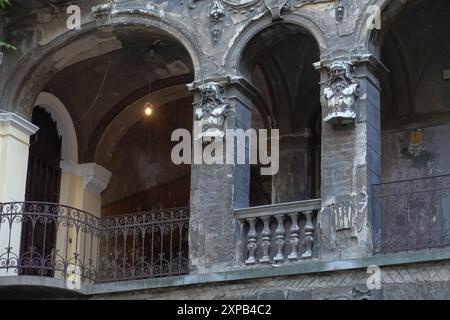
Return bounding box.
[59,161,112,217]
[314,55,387,260]
[0,112,38,276]
[58,161,111,279]
[188,76,254,273]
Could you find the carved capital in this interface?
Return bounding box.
[190,81,230,141]
[315,57,360,126]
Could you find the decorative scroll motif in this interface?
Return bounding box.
[235,200,321,265]
[209,1,227,44]
[97,208,189,282]
[0,202,99,282]
[316,59,360,126]
[0,202,189,283]
[372,175,450,254]
[194,82,230,140]
[264,0,289,21]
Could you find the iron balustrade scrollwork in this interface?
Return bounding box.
[96,207,189,282]
[0,202,99,282]
[0,202,190,284]
[372,175,450,254]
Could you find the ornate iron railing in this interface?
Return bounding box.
[235,199,321,265]
[372,175,450,254]
[96,208,189,282]
[0,202,189,284]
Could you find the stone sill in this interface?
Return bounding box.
[1,248,449,296]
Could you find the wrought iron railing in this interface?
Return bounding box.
[372,175,450,254]
[235,199,321,265]
[0,202,189,284]
[96,208,189,282]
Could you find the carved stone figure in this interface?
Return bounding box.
[335,0,345,23]
[321,59,359,126]
[194,82,230,140]
[209,1,226,44]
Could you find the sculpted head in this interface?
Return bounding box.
[330,60,353,83]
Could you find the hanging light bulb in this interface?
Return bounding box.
[144,102,153,116]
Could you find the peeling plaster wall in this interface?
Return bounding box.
[382,124,450,182]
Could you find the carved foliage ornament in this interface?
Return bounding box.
[194,82,230,141]
[319,59,360,126]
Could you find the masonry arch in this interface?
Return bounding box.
[371,0,450,183]
[8,15,198,281]
[239,21,322,206]
[34,92,78,164]
[2,13,202,119]
[226,13,327,74]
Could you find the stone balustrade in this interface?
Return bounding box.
[234,199,321,265]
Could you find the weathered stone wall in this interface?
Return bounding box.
[90,261,450,300]
[1,0,450,299]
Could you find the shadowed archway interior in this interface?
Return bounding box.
[240,23,321,206]
[379,0,450,182]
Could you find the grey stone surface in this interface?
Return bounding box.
[89,260,450,300]
[1,0,450,299]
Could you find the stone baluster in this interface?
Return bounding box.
[259,216,272,263]
[273,214,285,263]
[302,211,314,258]
[287,213,300,261]
[245,218,257,265]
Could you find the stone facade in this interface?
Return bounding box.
[0,0,449,300]
[92,261,450,300]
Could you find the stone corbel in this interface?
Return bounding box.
[61,161,112,196]
[314,57,360,127]
[314,54,388,127]
[188,79,231,141]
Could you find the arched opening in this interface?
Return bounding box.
[20,106,62,277]
[380,0,450,181]
[375,0,450,253]
[240,23,321,206]
[17,24,195,281]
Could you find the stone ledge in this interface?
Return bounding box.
[88,248,450,296]
[1,248,449,297]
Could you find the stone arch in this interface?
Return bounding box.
[225,13,327,75]
[94,83,192,166]
[2,12,203,119]
[34,92,79,163]
[236,16,323,205]
[356,0,408,57]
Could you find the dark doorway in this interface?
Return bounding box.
[20,106,62,277]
